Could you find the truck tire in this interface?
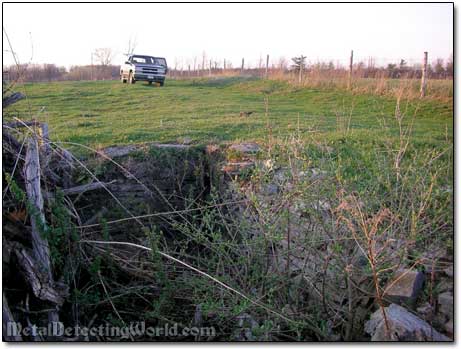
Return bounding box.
[148,81,152,85]
[128,72,135,84]
[159,81,164,87]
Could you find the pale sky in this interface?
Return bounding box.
[2,3,453,69]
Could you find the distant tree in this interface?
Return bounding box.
[43,64,65,82]
[93,48,114,80]
[291,55,307,84]
[356,61,365,70]
[291,55,307,73]
[398,59,408,77]
[445,54,453,78]
[201,51,207,75]
[386,63,398,78]
[94,48,113,66]
[278,57,288,72]
[433,58,445,78]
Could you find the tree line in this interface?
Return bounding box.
[2,55,453,83]
[3,64,120,83]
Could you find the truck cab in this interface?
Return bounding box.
[120,55,168,86]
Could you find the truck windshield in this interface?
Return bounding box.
[155,58,167,66]
[131,56,166,66]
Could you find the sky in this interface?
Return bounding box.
[2,3,453,69]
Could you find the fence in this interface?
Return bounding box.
[2,51,453,99]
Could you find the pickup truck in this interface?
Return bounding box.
[120,55,168,86]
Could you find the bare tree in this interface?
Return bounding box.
[278,57,288,72]
[94,48,114,66]
[126,36,138,56]
[193,56,197,76]
[201,51,207,76]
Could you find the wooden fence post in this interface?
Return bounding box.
[298,60,303,84]
[241,58,245,75]
[265,54,269,79]
[420,51,428,98]
[24,135,51,274]
[348,50,354,89]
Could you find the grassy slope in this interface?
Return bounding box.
[7,77,452,150]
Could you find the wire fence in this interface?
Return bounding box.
[2,51,453,84]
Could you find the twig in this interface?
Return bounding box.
[79,239,324,335]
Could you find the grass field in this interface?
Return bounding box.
[6,76,453,195]
[7,77,453,150]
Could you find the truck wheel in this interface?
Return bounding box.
[128,72,135,84]
[159,81,164,87]
[148,81,152,85]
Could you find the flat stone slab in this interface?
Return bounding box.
[365,303,450,341]
[102,145,139,158]
[222,161,255,175]
[102,143,192,158]
[228,142,260,154]
[438,291,453,321]
[385,269,425,305]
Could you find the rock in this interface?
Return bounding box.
[437,292,453,321]
[155,143,191,150]
[444,319,453,338]
[178,137,192,145]
[205,144,220,154]
[297,170,308,178]
[261,159,275,171]
[273,169,289,182]
[233,313,260,341]
[312,199,331,212]
[310,168,328,180]
[103,145,139,158]
[356,253,369,268]
[222,161,254,176]
[443,265,453,277]
[102,143,192,158]
[261,183,279,196]
[229,142,260,154]
[365,303,450,341]
[427,245,447,258]
[416,302,433,321]
[325,319,341,341]
[437,278,453,293]
[385,269,425,306]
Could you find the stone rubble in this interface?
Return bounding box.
[365,303,451,341]
[384,269,425,306]
[222,144,454,341]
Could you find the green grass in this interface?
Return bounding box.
[6,77,452,151]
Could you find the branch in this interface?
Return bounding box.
[62,180,116,196]
[2,294,23,341]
